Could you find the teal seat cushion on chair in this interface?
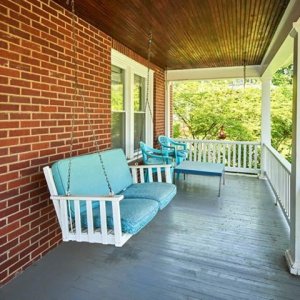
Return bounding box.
[80,198,159,235]
[121,182,177,210]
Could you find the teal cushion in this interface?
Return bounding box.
[51,149,133,215]
[80,198,159,235]
[121,183,176,210]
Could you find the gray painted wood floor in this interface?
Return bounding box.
[1,174,300,300]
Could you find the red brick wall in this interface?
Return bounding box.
[153,68,165,146]
[0,0,166,287]
[112,40,166,147]
[0,0,112,286]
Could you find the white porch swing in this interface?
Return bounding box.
[43,0,176,247]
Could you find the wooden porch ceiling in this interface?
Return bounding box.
[53,0,290,70]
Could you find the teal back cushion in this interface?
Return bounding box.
[51,149,132,205]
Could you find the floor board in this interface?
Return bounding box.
[1,174,300,300]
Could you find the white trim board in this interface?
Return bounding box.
[166,65,262,82]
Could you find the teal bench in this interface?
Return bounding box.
[43,149,176,247]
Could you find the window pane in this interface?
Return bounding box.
[134,74,145,112]
[112,66,125,111]
[112,112,126,151]
[134,112,145,151]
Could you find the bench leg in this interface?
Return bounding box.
[223,170,225,185]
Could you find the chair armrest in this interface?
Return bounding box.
[171,141,187,150]
[51,195,124,202]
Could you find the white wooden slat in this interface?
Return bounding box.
[203,143,206,162]
[238,144,241,169]
[131,168,138,183]
[199,142,203,162]
[139,167,145,183]
[60,199,69,241]
[193,142,197,161]
[67,200,74,233]
[254,145,258,170]
[217,143,221,163]
[243,144,247,168]
[228,144,231,168]
[189,142,192,160]
[249,145,253,169]
[100,201,108,244]
[233,144,236,168]
[207,142,211,162]
[86,201,94,242]
[74,200,82,241]
[43,167,62,227]
[148,168,153,182]
[222,144,226,164]
[157,167,162,182]
[112,201,122,246]
[165,166,171,183]
[213,143,216,163]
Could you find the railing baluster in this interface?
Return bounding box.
[233,144,236,169]
[227,144,231,168]
[208,142,211,162]
[203,143,206,162]
[198,142,202,162]
[238,144,241,169]
[193,141,197,161]
[249,145,253,170]
[243,144,247,169]
[213,143,216,163]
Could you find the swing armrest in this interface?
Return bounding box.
[129,164,172,169]
[50,194,124,202]
[129,164,173,184]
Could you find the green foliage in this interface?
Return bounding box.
[173,65,293,161]
[173,79,261,141]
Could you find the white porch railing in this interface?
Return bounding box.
[263,143,291,225]
[174,139,261,174]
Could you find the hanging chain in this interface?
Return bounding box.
[135,30,153,165]
[243,52,247,89]
[144,31,153,123]
[66,0,114,196]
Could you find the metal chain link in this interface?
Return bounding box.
[66,0,114,196]
[135,30,153,165]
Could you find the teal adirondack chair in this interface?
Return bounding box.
[140,141,174,182]
[158,136,188,165]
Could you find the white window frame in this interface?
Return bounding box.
[111,49,154,160]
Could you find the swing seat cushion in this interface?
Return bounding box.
[121,182,177,210]
[80,198,159,235]
[51,149,133,214]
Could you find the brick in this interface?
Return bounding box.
[0,85,20,95]
[9,240,30,258]
[9,255,30,274]
[10,144,31,154]
[9,27,30,40]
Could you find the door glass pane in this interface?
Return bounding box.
[134,75,145,151]
[112,112,125,150]
[111,65,125,151]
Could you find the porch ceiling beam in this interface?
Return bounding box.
[166,65,261,82]
[261,0,300,73]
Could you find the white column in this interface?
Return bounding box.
[285,19,300,275]
[165,80,171,137]
[259,77,271,179]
